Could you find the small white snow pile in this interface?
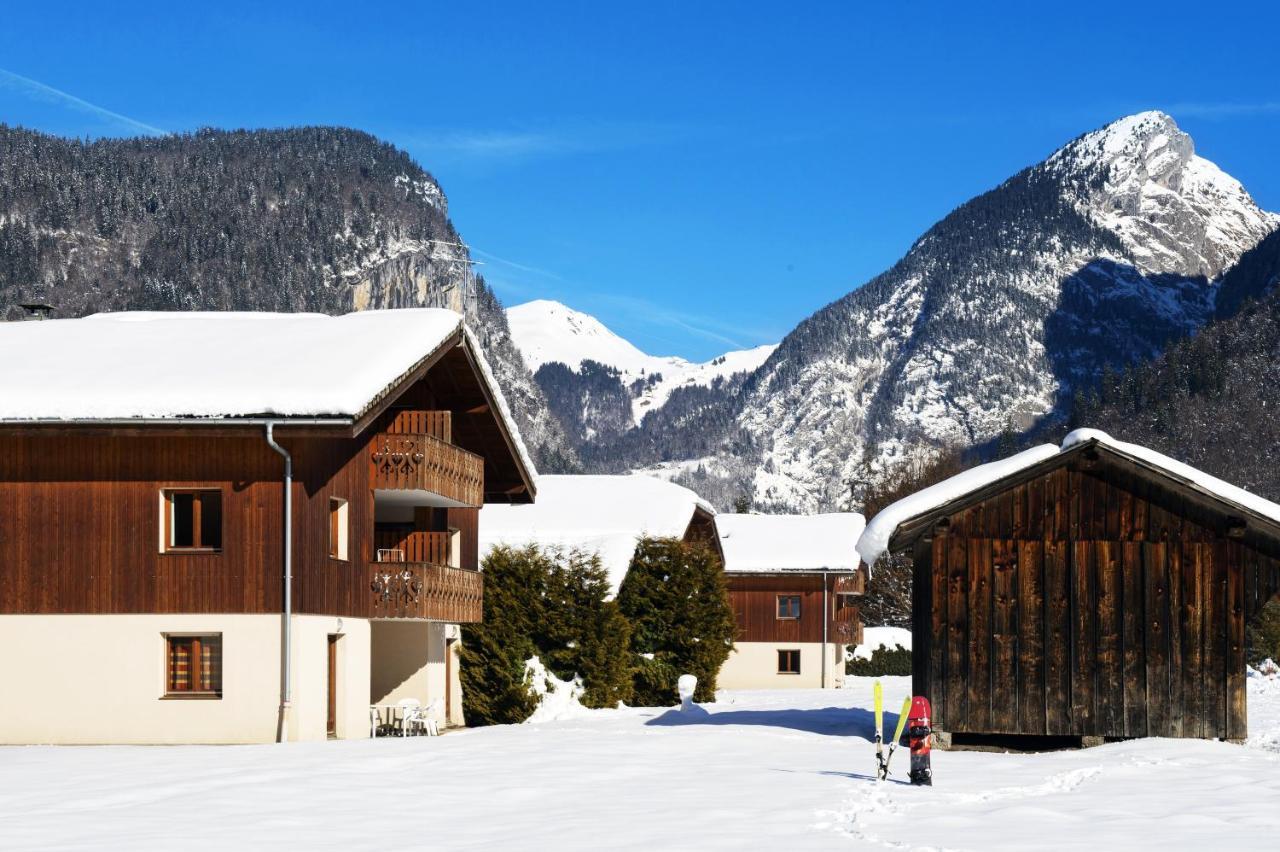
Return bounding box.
[848,626,913,662]
[1251,658,1280,680]
[523,656,591,724]
[677,674,698,711]
[1247,660,1280,752]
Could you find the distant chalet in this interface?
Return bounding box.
[717,512,867,689]
[860,430,1280,746]
[0,309,536,744]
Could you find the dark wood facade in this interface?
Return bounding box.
[726,572,865,645]
[899,440,1280,741]
[0,337,528,624]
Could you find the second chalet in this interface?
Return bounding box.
[0,309,536,744]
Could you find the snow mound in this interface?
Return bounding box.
[523,656,590,724]
[849,626,913,661]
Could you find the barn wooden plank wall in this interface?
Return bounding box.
[914,463,1280,740]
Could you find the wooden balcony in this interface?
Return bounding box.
[367,560,484,622]
[369,431,484,507]
[374,530,453,565]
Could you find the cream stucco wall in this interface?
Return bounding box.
[0,614,370,745]
[717,641,846,690]
[370,621,464,726]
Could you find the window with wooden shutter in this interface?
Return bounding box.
[165,634,222,697]
[161,489,223,552]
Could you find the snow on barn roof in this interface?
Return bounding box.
[479,474,715,595]
[717,512,865,573]
[856,428,1280,566]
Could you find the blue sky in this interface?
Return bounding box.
[2,1,1278,360]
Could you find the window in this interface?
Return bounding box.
[777,594,801,620]
[162,489,222,552]
[329,498,349,561]
[836,593,859,614]
[778,649,801,674]
[165,634,222,697]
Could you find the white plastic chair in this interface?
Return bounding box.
[396,698,423,736]
[421,698,443,736]
[369,705,381,738]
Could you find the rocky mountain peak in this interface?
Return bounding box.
[1048,111,1277,277]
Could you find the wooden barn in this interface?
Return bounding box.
[858,430,1280,745]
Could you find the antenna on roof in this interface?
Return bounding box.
[421,239,483,314]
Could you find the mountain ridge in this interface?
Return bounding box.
[576,111,1277,510]
[507,298,776,438]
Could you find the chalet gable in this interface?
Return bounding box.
[858,430,1280,565]
[0,308,537,502]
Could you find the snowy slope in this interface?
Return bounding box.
[508,299,776,425]
[673,111,1279,511]
[6,679,1280,850]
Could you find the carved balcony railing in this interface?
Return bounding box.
[369,431,484,507]
[368,561,484,622]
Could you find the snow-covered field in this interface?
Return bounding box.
[3,675,1280,851]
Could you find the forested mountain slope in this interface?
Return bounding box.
[1073,229,1280,501]
[0,125,574,469]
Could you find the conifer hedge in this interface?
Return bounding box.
[461,545,634,726]
[616,537,736,705]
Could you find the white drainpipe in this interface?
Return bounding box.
[265,422,293,742]
[822,570,829,689]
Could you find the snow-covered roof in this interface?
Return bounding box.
[717,512,865,573]
[0,309,467,420]
[0,307,538,492]
[857,429,1280,566]
[479,474,716,595]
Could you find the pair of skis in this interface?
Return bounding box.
[873,681,933,785]
[873,681,911,782]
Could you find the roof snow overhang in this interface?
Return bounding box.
[885,437,1280,561]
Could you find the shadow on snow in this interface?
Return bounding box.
[646,704,898,741]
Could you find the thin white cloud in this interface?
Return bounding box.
[474,246,777,354]
[1165,101,1280,120]
[470,247,564,281]
[0,67,166,137]
[399,120,693,165]
[588,293,776,352]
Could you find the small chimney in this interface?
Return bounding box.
[17,302,56,321]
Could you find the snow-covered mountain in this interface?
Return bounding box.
[507,299,776,427]
[622,111,1278,510]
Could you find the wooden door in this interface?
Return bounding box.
[327,635,339,738]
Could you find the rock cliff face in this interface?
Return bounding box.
[0,125,574,470]
[618,112,1277,510]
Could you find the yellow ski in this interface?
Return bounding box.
[873,681,884,780]
[881,696,913,780]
